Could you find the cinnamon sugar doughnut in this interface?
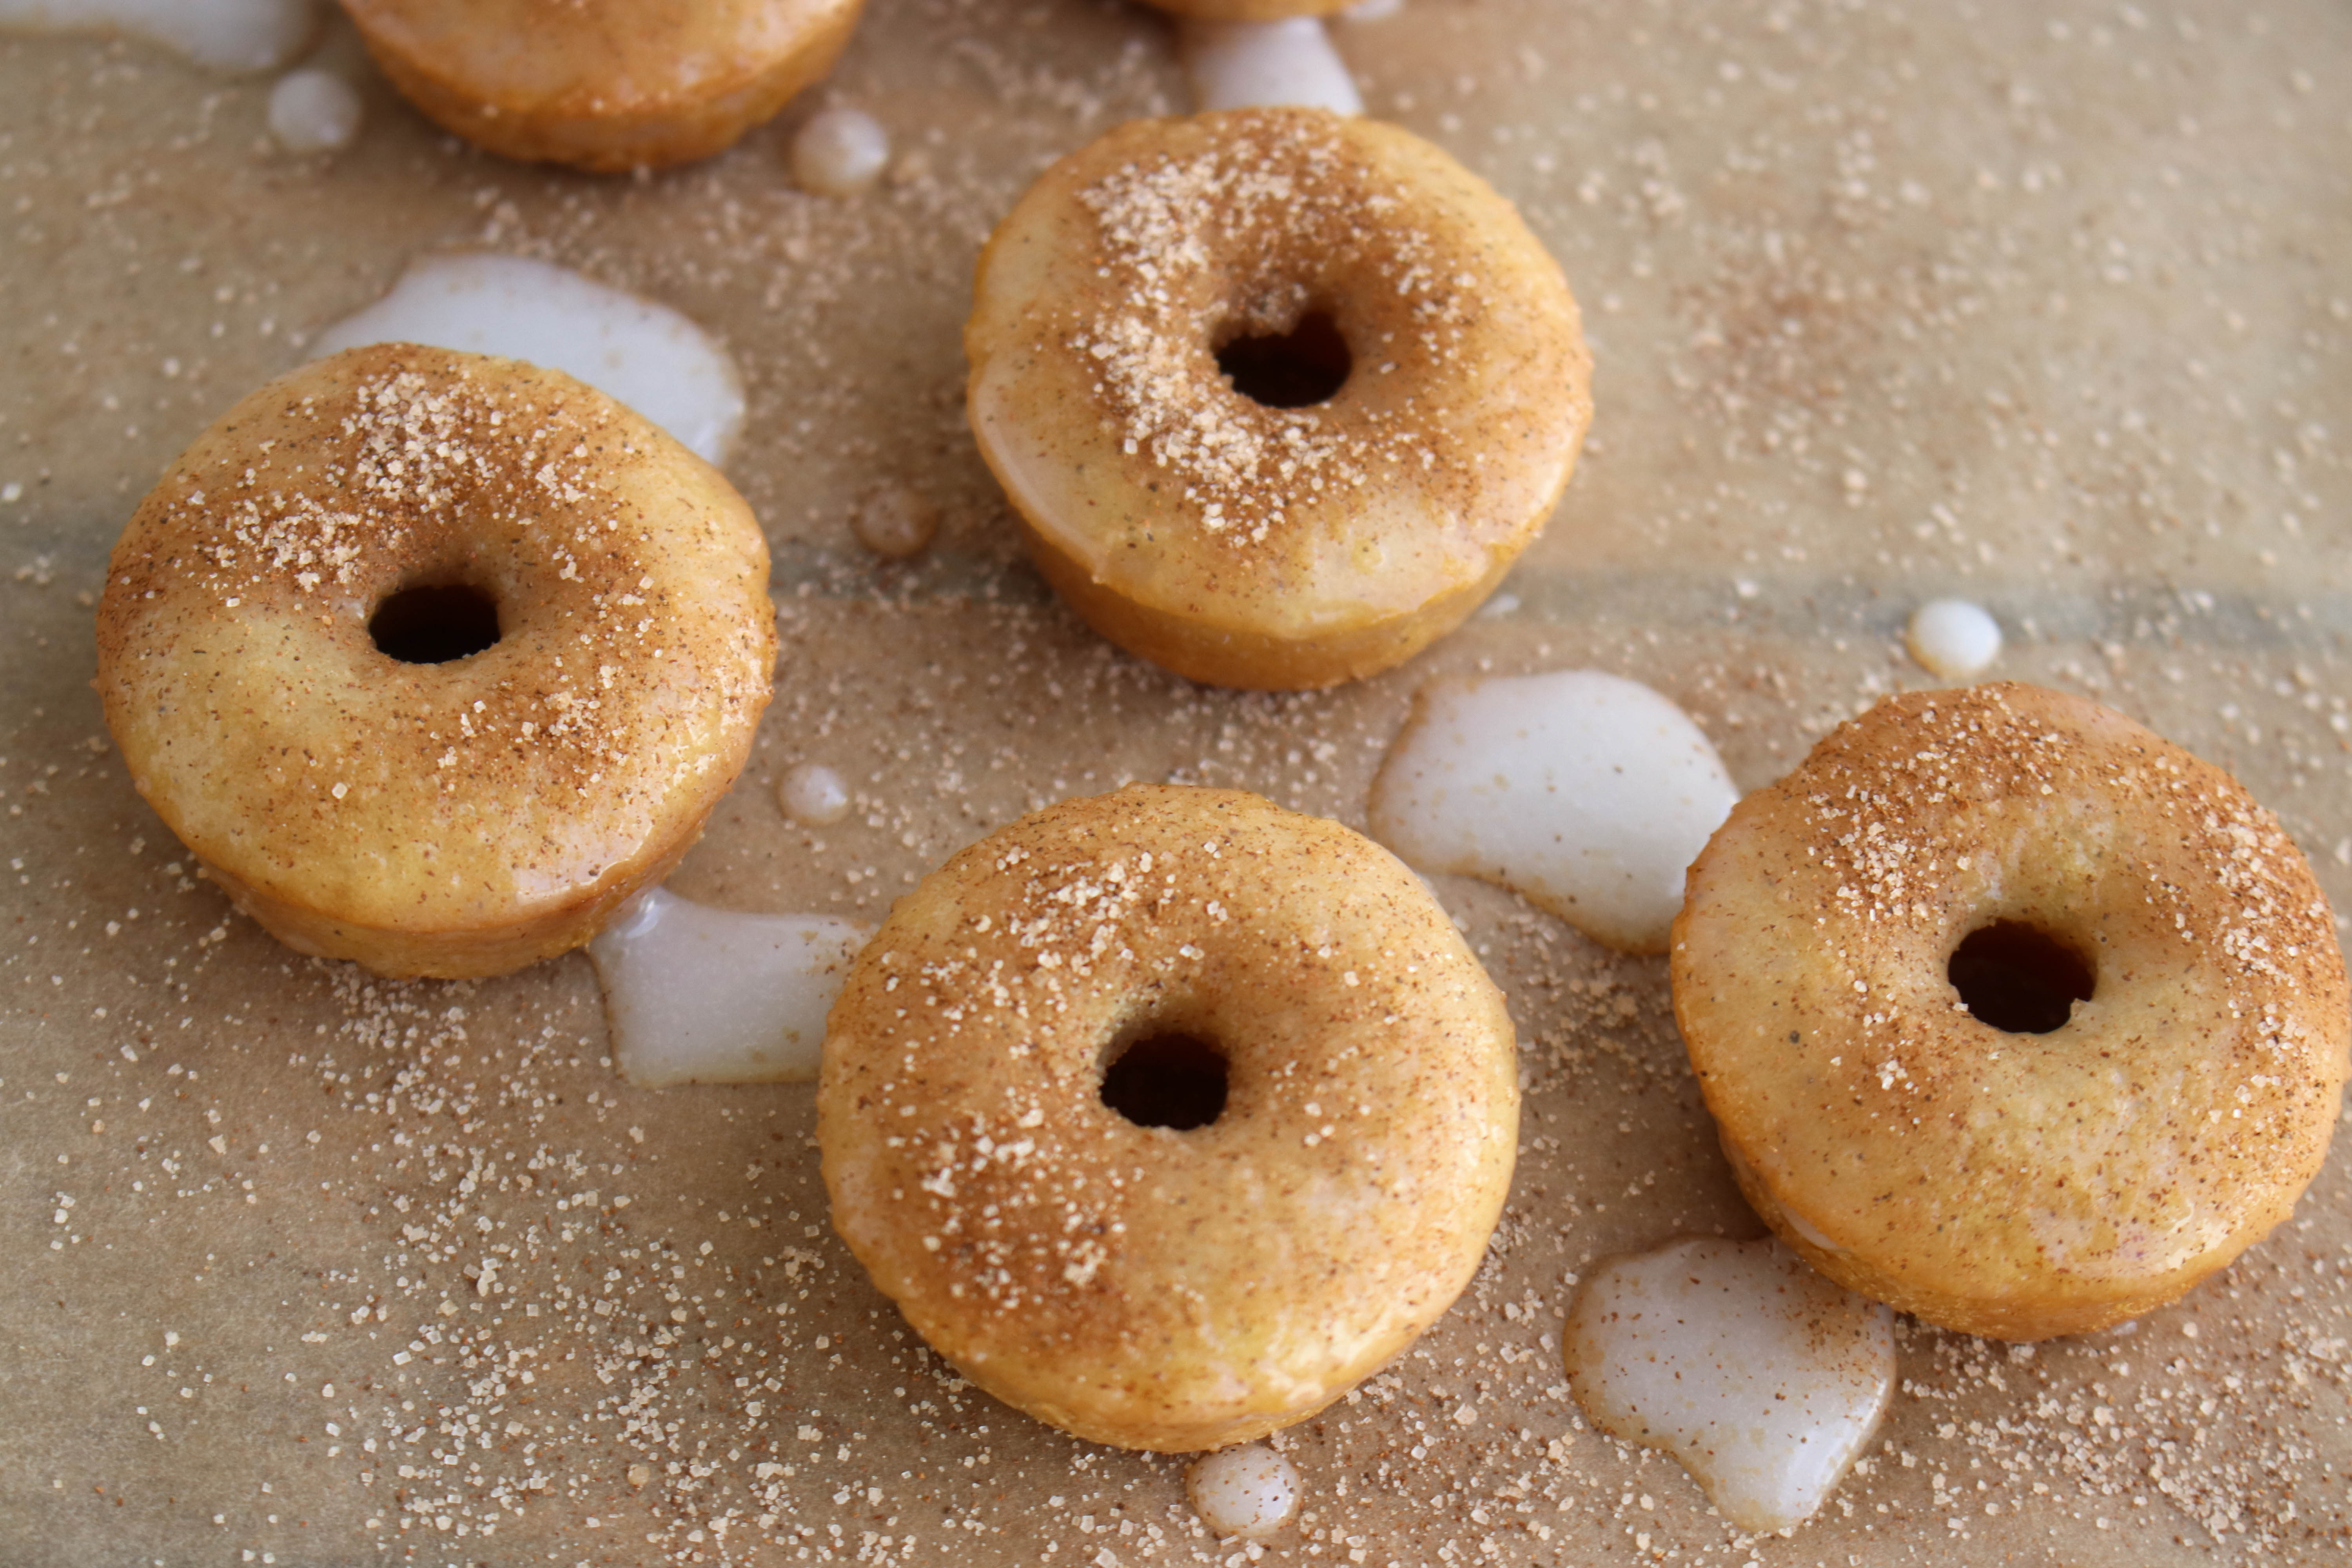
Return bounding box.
[818,784,1518,1451]
[965,107,1591,691]
[96,343,775,979]
[1672,683,2349,1341]
[343,0,865,173]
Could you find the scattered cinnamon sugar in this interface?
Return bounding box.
[7,1,2352,1564]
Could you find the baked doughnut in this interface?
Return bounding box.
[1672,683,2349,1341]
[965,107,1591,691]
[96,343,775,979]
[342,0,865,173]
[819,784,1518,1450]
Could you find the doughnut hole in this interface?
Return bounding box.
[1947,919,2095,1035]
[1214,307,1352,409]
[1100,1029,1230,1131]
[368,581,502,664]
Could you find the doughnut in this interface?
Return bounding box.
[95,342,775,980]
[818,784,1519,1450]
[341,0,866,173]
[965,107,1591,691]
[1671,682,2349,1341]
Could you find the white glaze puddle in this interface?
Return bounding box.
[1187,1444,1299,1540]
[1906,597,2002,680]
[268,66,361,152]
[1180,19,1363,116]
[849,483,940,560]
[309,253,746,466]
[587,888,868,1089]
[0,0,313,72]
[777,763,852,826]
[1563,1236,1894,1534]
[1367,669,1739,953]
[791,105,890,196]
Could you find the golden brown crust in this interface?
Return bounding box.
[342,0,865,172]
[95,343,775,978]
[818,785,1519,1451]
[965,108,1591,691]
[1671,682,2350,1340]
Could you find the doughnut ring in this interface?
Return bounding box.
[966,107,1591,691]
[819,784,1519,1450]
[96,343,775,979]
[1671,682,2349,1340]
[343,0,866,172]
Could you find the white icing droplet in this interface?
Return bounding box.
[587,887,868,1088]
[1368,669,1740,953]
[1339,0,1405,20]
[1563,1236,1894,1534]
[1180,20,1363,116]
[850,483,939,560]
[1186,1444,1299,1540]
[268,67,361,152]
[309,253,746,466]
[0,0,314,73]
[791,106,890,197]
[1906,597,2002,681]
[778,763,852,827]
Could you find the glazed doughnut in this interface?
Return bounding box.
[819,784,1518,1451]
[1671,683,2349,1341]
[96,343,775,979]
[342,0,865,173]
[965,107,1591,691]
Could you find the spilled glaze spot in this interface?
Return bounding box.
[310,253,746,466]
[1187,1443,1299,1540]
[1563,1236,1894,1533]
[1906,597,2002,681]
[1180,19,1362,116]
[268,66,361,152]
[777,763,852,826]
[791,105,890,196]
[1368,669,1739,953]
[0,0,314,73]
[850,483,939,560]
[588,887,867,1088]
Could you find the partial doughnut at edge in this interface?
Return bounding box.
[343,0,866,172]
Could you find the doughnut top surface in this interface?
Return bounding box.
[96,343,774,974]
[1673,682,2350,1339]
[967,107,1590,687]
[819,785,1519,1451]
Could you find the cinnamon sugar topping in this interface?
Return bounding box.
[1072,114,1472,545]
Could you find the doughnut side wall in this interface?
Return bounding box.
[818,785,1520,1451]
[93,344,775,977]
[1671,683,2352,1341]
